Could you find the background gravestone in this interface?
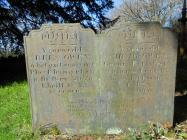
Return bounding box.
[24,21,177,134]
[99,22,177,128]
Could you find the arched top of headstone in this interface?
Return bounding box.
[102,21,162,35]
[24,23,96,47]
[25,23,95,39]
[111,16,162,27]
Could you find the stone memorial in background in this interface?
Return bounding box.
[24,21,177,134]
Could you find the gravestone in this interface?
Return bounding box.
[24,21,177,134]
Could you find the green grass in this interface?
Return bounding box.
[0,81,33,140]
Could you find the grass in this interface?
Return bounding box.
[0,81,186,140]
[0,81,33,140]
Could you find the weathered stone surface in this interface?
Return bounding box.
[24,21,177,134]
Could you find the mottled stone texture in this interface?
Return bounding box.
[24,22,177,134]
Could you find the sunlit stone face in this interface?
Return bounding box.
[24,22,177,134]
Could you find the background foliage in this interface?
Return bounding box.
[0,0,113,54]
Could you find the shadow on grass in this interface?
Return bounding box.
[174,95,187,124]
[0,55,27,86]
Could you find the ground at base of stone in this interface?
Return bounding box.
[40,121,187,140]
[42,135,123,140]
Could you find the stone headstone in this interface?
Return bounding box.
[24,21,177,134]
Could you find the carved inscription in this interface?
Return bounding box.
[42,28,78,45]
[27,25,95,95]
